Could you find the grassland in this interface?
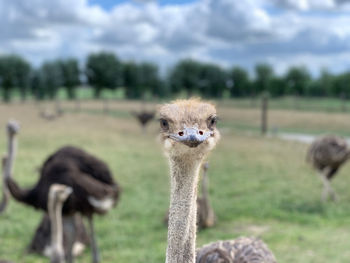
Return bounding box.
[1,99,350,262]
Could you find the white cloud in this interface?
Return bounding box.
[0,0,350,75]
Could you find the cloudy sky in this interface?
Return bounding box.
[1,0,350,76]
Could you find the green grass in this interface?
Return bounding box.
[1,101,350,262]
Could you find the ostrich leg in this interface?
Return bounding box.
[63,216,76,263]
[88,215,100,263]
[319,168,337,202]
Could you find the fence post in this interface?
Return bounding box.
[261,92,269,135]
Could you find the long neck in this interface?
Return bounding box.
[0,159,9,213]
[5,133,16,180]
[49,196,64,262]
[166,156,203,263]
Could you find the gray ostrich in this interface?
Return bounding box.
[307,135,350,201]
[158,99,276,263]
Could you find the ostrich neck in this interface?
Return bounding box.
[5,134,16,179]
[166,155,203,263]
[49,196,64,255]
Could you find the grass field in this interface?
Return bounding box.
[1,100,350,262]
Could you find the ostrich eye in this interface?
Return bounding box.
[160,119,169,130]
[208,116,218,129]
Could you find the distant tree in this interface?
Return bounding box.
[30,69,46,100]
[138,62,160,98]
[60,58,80,99]
[123,62,142,99]
[284,66,311,96]
[169,59,202,97]
[0,55,31,102]
[254,63,274,95]
[152,79,170,98]
[41,60,64,99]
[268,76,286,97]
[86,52,122,98]
[229,66,251,97]
[333,72,350,98]
[199,63,226,98]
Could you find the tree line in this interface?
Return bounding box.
[0,52,349,102]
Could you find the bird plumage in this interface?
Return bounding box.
[196,237,276,263]
[307,135,350,180]
[6,146,120,216]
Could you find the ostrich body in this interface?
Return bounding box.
[48,184,73,263]
[307,135,350,201]
[28,213,90,258]
[3,121,120,263]
[158,99,276,263]
[164,162,216,230]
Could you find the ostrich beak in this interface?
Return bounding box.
[169,127,213,148]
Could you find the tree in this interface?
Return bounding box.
[254,63,274,95]
[333,72,350,98]
[199,63,227,98]
[60,58,80,99]
[284,66,311,96]
[40,60,64,99]
[30,69,46,100]
[123,62,142,99]
[0,55,31,102]
[229,66,251,97]
[86,52,122,98]
[169,59,202,97]
[139,62,160,98]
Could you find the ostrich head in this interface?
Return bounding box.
[49,184,73,204]
[7,120,20,137]
[158,98,220,159]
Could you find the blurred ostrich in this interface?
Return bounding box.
[164,162,216,230]
[307,135,350,201]
[3,120,120,263]
[131,110,155,132]
[28,213,90,258]
[158,99,276,263]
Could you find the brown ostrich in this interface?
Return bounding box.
[158,99,276,263]
[307,135,350,201]
[3,120,120,263]
[131,110,155,131]
[164,162,216,230]
[48,184,73,263]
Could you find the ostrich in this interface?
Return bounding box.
[48,184,73,263]
[2,156,90,257]
[3,120,120,263]
[307,135,350,201]
[158,99,276,263]
[131,110,155,132]
[164,162,216,230]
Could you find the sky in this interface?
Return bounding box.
[1,0,350,76]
